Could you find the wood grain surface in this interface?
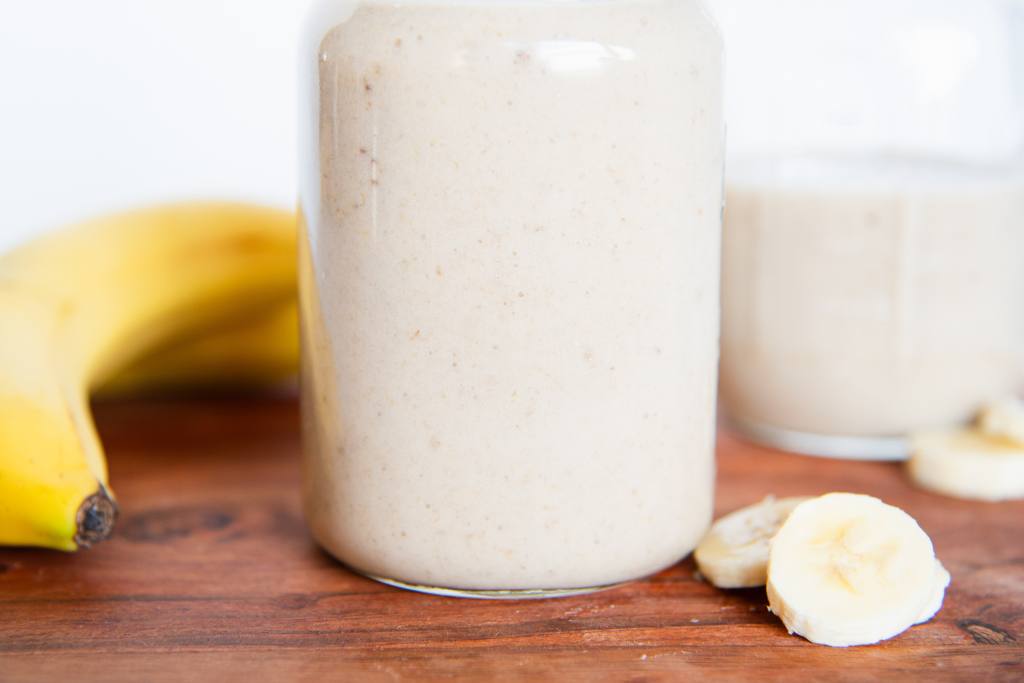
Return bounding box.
[1,397,1021,682]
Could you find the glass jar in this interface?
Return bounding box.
[710,0,1024,459]
[299,0,724,596]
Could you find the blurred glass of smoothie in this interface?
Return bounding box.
[711,0,1024,459]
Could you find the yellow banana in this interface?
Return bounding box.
[0,203,296,550]
[97,302,299,397]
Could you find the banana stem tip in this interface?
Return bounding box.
[75,488,118,549]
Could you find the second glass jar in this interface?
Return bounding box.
[711,0,1024,459]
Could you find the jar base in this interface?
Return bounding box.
[362,572,629,600]
[726,414,909,461]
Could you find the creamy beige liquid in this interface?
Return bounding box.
[722,158,1024,442]
[299,0,724,592]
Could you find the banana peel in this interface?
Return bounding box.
[0,203,296,550]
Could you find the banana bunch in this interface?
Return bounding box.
[0,204,298,551]
[695,493,950,647]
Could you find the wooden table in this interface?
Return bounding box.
[1,397,1021,681]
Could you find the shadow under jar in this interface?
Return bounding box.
[298,0,725,597]
[711,0,1024,460]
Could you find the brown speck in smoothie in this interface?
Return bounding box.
[436,265,444,277]
[364,78,373,93]
[430,437,442,449]
[411,329,421,340]
[394,38,403,47]
[359,147,367,155]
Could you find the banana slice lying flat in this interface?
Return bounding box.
[916,561,952,626]
[695,496,812,589]
[909,430,1024,502]
[766,493,948,648]
[978,397,1024,447]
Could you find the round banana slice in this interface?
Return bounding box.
[908,430,1024,502]
[694,496,812,589]
[915,561,951,625]
[766,493,947,648]
[978,397,1024,447]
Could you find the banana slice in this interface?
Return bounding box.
[916,561,951,625]
[908,430,1024,502]
[978,397,1024,447]
[766,493,948,647]
[694,496,812,589]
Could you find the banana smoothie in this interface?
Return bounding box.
[721,157,1024,453]
[299,0,724,593]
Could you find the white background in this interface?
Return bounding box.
[1,0,1017,251]
[0,0,316,251]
